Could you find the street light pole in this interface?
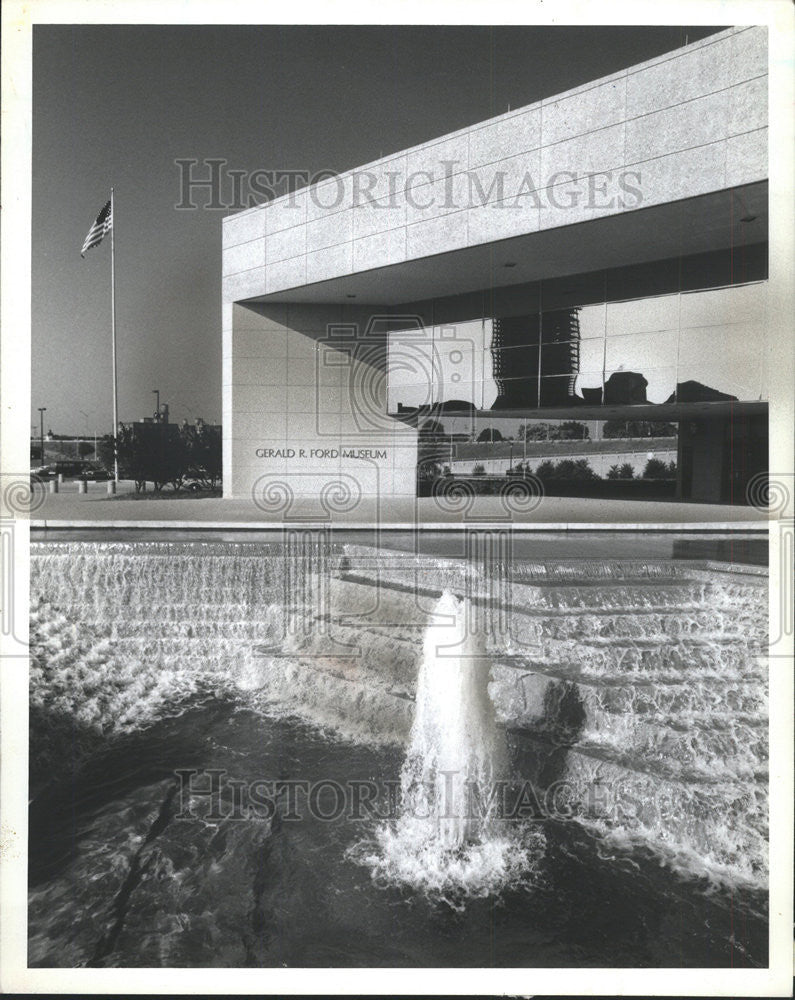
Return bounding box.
[38,407,46,468]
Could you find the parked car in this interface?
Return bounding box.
[79,462,112,481]
[30,461,110,482]
[30,464,57,481]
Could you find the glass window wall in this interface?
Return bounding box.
[387,274,768,414]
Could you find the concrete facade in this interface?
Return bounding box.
[222,26,767,504]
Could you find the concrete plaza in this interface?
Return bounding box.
[30,479,768,530]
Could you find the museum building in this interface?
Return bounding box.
[222,26,768,506]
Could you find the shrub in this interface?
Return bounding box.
[643,457,672,479]
[608,462,636,480]
[534,458,599,481]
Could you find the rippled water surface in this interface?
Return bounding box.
[29,540,769,967]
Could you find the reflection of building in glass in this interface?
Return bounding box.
[490,308,581,409]
[490,315,540,408]
[541,308,581,404]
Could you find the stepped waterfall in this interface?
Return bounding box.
[30,540,768,897]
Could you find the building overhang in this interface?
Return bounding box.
[245,183,767,308]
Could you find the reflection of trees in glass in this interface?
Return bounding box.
[607,463,635,480]
[603,419,677,438]
[643,458,677,479]
[603,371,648,404]
[518,422,549,440]
[518,420,590,441]
[417,459,443,482]
[417,420,450,482]
[559,421,589,440]
[535,458,599,481]
[476,427,503,442]
[666,381,738,403]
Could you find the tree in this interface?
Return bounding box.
[518,422,550,441]
[558,420,589,440]
[97,423,190,491]
[97,427,149,485]
[535,458,599,481]
[603,419,677,439]
[183,422,222,488]
[476,427,503,442]
[607,462,635,480]
[564,459,598,480]
[472,464,486,476]
[417,459,442,482]
[535,460,556,480]
[642,457,673,479]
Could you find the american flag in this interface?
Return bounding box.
[80,199,112,257]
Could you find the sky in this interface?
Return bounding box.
[31,23,724,437]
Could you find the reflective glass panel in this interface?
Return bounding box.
[605,294,679,337]
[679,282,767,330]
[605,330,679,373]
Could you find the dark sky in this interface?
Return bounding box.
[31,24,724,435]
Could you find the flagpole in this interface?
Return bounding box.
[110,187,119,483]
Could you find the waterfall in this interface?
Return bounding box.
[31,541,767,895]
[351,591,545,904]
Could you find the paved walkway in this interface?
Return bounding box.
[27,481,769,530]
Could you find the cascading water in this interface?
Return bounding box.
[350,591,545,904]
[28,540,770,966]
[29,542,769,894]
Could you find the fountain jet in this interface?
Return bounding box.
[352,591,543,903]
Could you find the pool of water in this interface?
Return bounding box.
[28,537,769,968]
